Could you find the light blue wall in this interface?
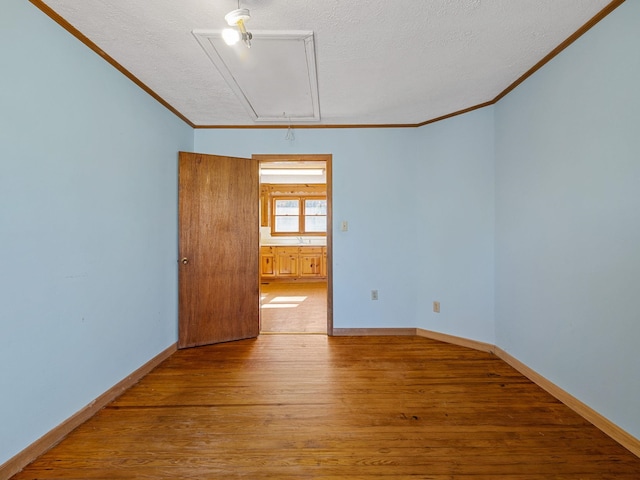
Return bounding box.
[0,1,193,465]
[197,128,418,330]
[495,0,640,439]
[414,112,495,342]
[194,106,496,342]
[2,0,636,468]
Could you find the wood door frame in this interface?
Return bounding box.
[254,154,334,336]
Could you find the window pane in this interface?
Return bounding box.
[275,199,299,216]
[305,199,327,215]
[305,216,326,233]
[275,216,299,232]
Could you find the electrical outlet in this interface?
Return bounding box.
[433,301,440,313]
[371,290,378,301]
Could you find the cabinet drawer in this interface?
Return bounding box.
[298,246,323,254]
[275,247,300,255]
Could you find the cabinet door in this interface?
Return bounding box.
[299,247,323,277]
[260,247,275,277]
[275,247,299,277]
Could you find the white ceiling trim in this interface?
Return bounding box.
[192,29,320,123]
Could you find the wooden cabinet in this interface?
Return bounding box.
[260,247,275,278]
[275,247,299,278]
[261,246,327,280]
[299,247,323,277]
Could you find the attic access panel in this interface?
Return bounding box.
[193,30,320,123]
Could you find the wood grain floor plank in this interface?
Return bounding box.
[11,335,640,479]
[260,282,327,333]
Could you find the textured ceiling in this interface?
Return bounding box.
[36,0,616,127]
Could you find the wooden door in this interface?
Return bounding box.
[178,152,259,348]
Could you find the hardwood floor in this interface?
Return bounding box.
[260,282,327,333]
[12,335,640,479]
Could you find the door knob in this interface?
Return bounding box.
[181,257,189,265]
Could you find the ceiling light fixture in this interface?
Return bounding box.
[223,8,252,48]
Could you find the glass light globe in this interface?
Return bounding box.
[222,28,240,46]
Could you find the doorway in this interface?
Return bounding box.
[254,154,332,335]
